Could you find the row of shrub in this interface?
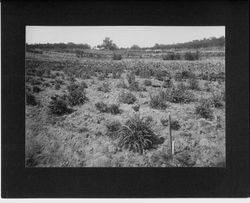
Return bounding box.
[162,51,200,61]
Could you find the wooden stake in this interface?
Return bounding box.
[169,113,173,157]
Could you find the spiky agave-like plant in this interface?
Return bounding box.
[118,114,157,154]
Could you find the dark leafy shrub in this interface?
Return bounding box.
[113,54,122,60]
[184,51,199,60]
[144,79,152,86]
[106,120,122,138]
[48,95,72,116]
[95,102,121,115]
[109,104,121,115]
[26,91,38,106]
[162,79,173,88]
[117,115,161,154]
[149,90,168,110]
[67,83,88,106]
[33,86,41,93]
[98,82,110,92]
[171,120,181,130]
[119,91,137,104]
[195,100,213,120]
[188,77,200,90]
[95,102,109,113]
[126,72,136,85]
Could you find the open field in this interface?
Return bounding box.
[25,49,225,167]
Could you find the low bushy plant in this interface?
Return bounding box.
[33,86,41,93]
[119,91,137,104]
[48,95,72,116]
[167,85,195,103]
[67,82,88,106]
[195,100,213,120]
[106,120,122,138]
[95,102,121,115]
[149,90,168,109]
[144,79,152,86]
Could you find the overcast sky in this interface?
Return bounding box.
[26,26,225,47]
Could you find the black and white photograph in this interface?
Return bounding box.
[25,26,226,167]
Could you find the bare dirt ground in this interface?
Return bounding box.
[25,51,225,167]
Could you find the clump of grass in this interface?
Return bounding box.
[98,81,111,92]
[195,99,213,120]
[26,91,38,106]
[95,102,121,115]
[117,115,160,154]
[48,95,72,116]
[149,90,168,110]
[119,91,137,104]
[144,79,152,86]
[67,82,88,106]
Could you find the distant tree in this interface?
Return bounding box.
[130,45,140,50]
[97,37,118,50]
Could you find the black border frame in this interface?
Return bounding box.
[1,0,249,198]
